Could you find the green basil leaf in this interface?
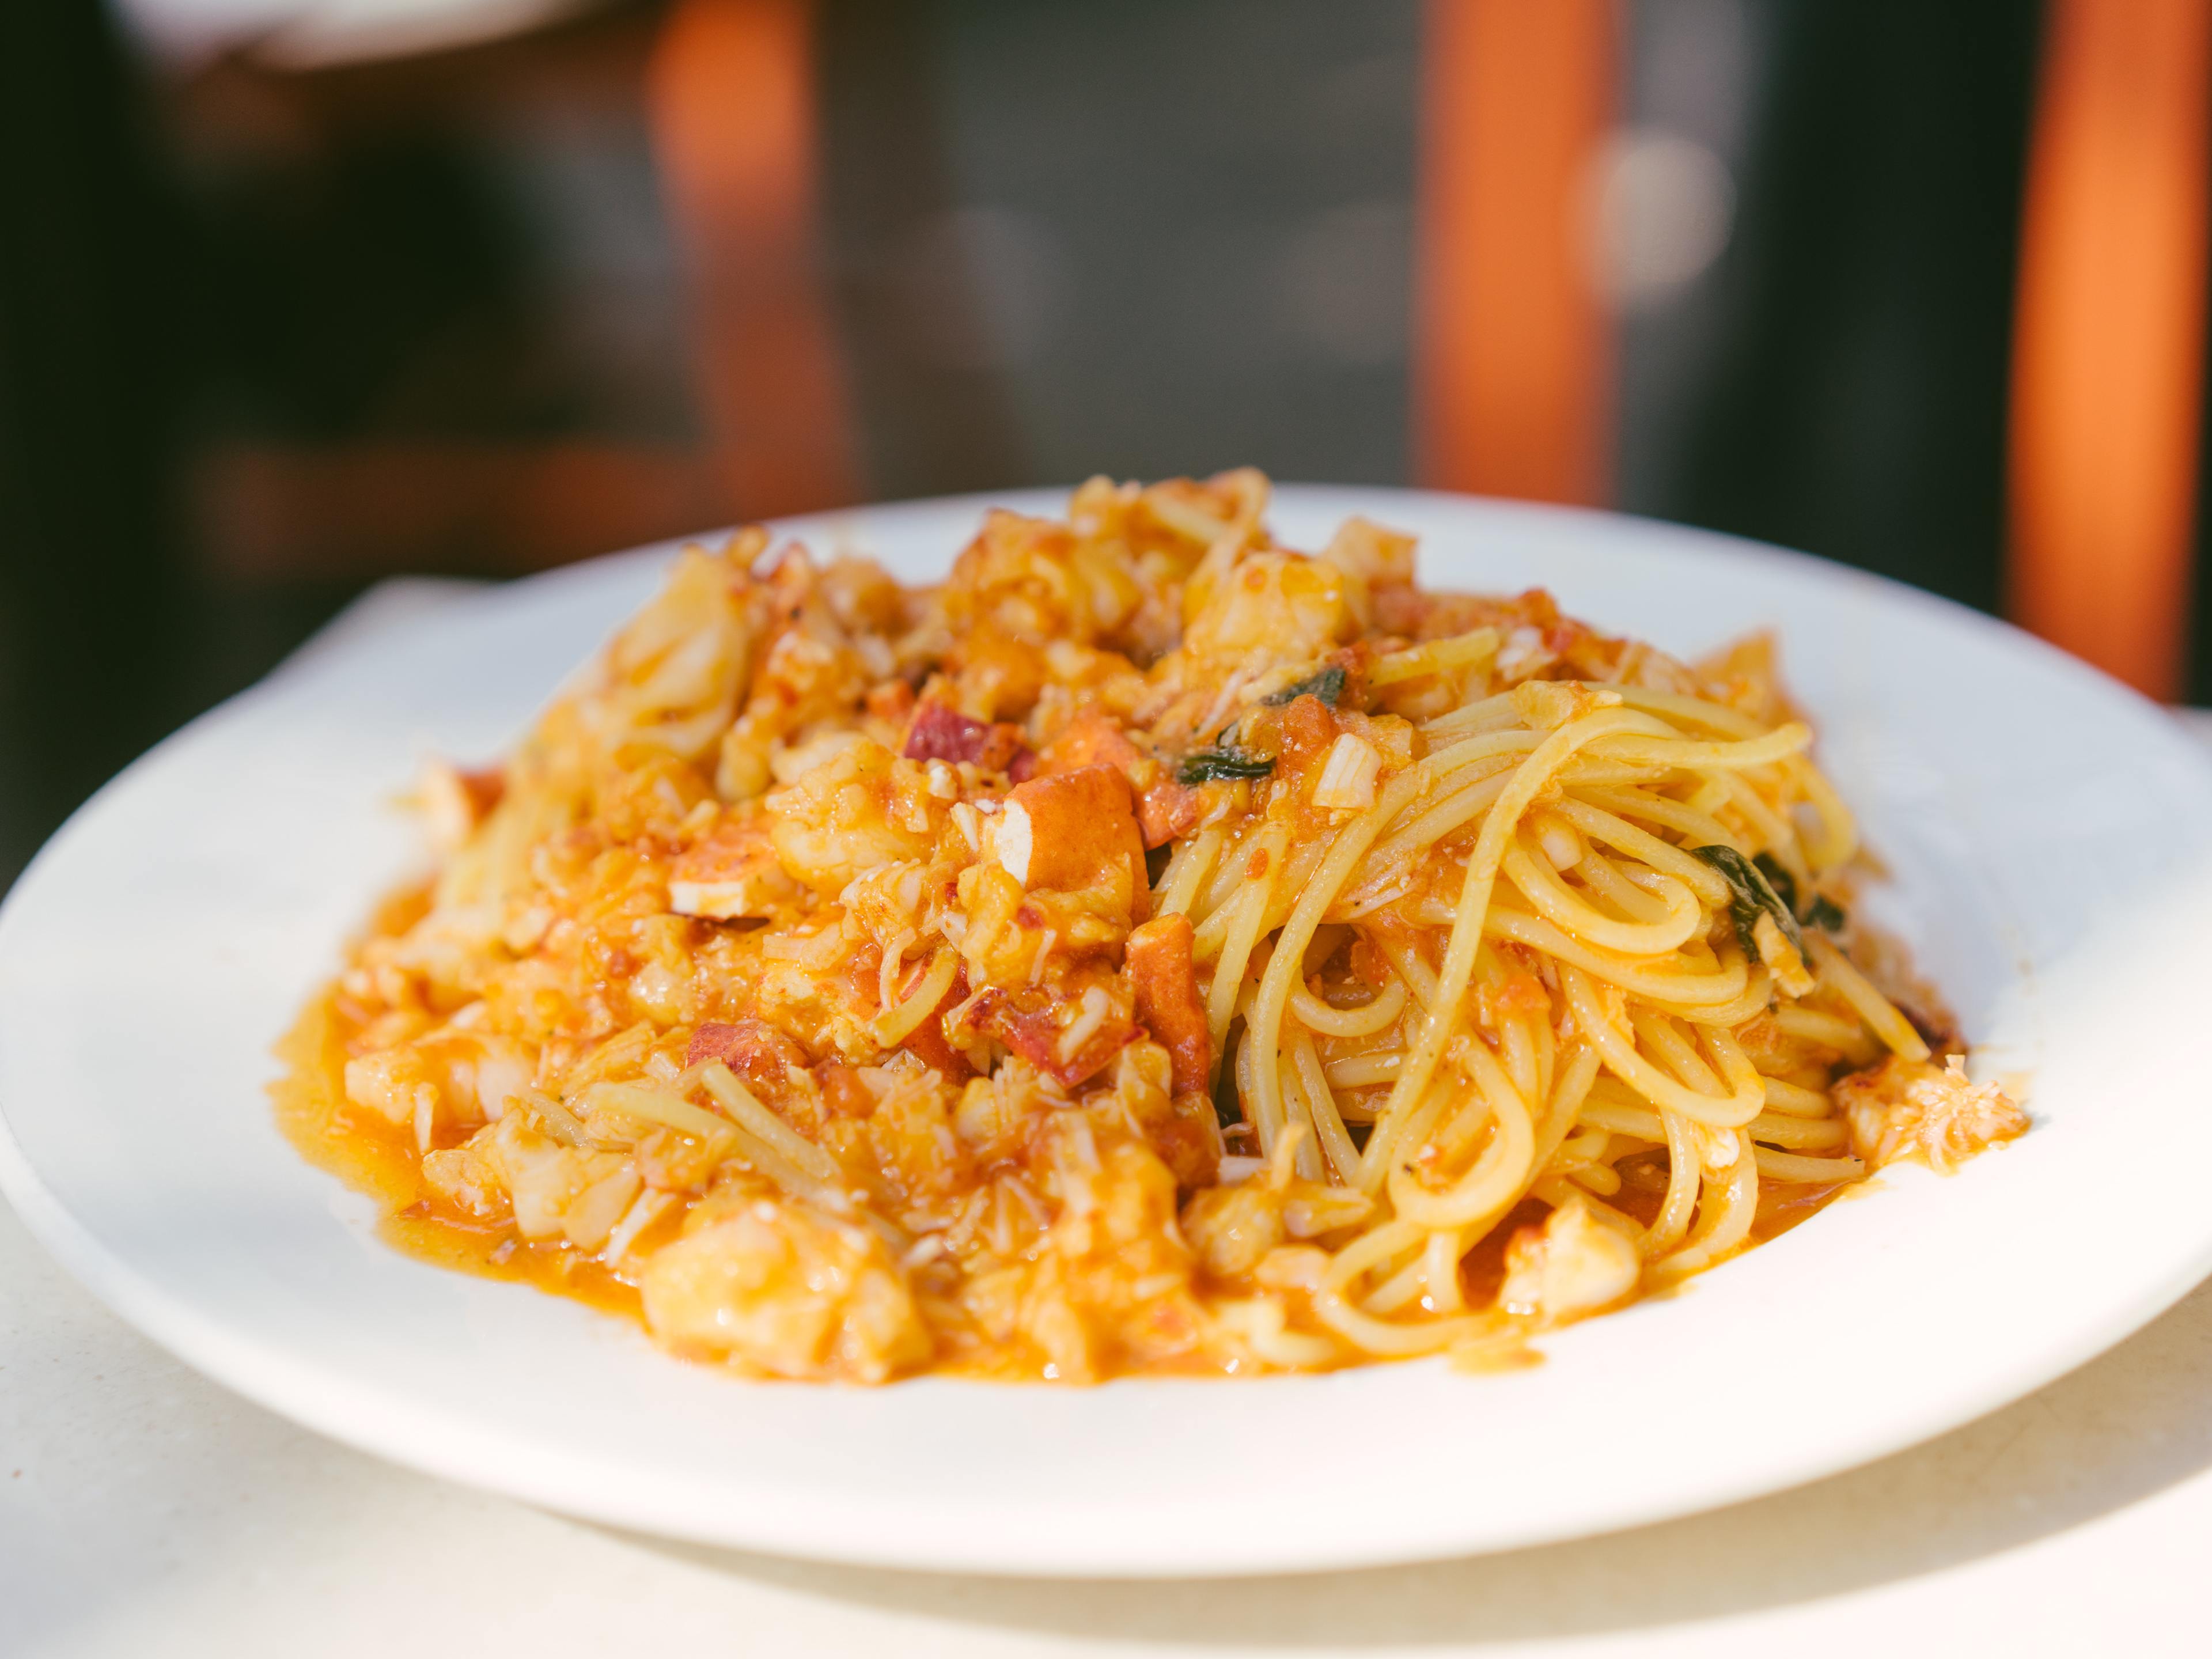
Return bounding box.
[1752,852,1798,914]
[1692,844,1805,959]
[1751,849,1849,933]
[1177,748,1275,785]
[1262,665,1346,708]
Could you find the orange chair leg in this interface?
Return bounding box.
[647,0,861,521]
[1414,0,1616,506]
[2008,0,2211,699]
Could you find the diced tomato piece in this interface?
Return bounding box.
[1038,710,1196,849]
[687,1018,810,1103]
[900,701,1032,774]
[1126,914,1211,1097]
[999,763,1149,920]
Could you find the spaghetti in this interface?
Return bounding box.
[285,472,2026,1382]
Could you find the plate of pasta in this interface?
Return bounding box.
[4,475,2212,1577]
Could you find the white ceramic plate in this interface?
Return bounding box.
[6,487,2212,1578]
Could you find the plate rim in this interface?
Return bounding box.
[5,483,2211,1578]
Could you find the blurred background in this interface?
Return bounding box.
[1,0,2205,891]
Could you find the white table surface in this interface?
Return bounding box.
[7,584,2211,1657]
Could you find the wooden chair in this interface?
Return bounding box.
[647,0,859,522]
[1414,0,1615,509]
[2007,0,2209,699]
[1412,0,2210,701]
[651,0,2209,700]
